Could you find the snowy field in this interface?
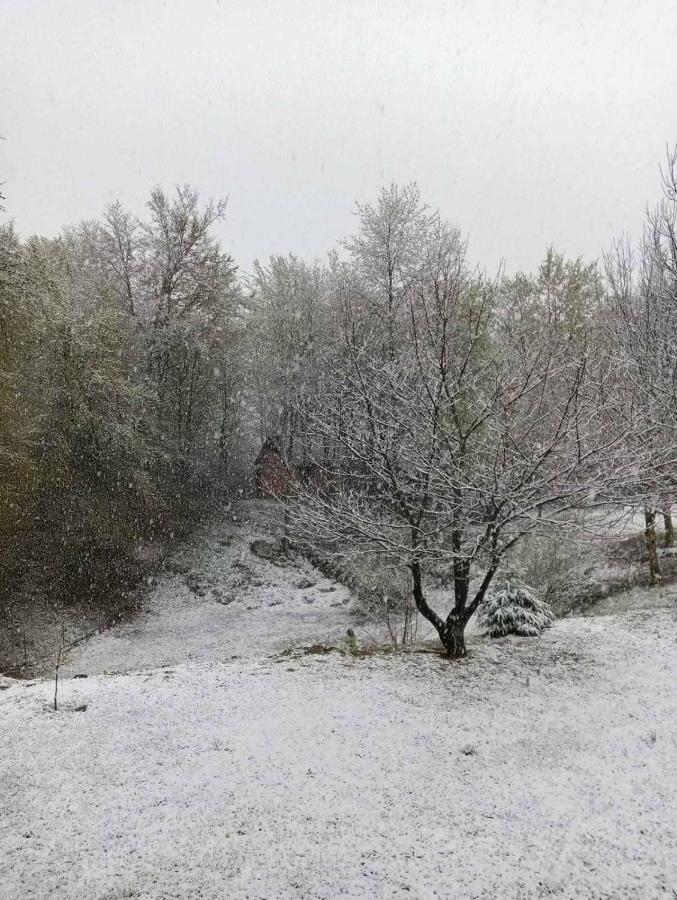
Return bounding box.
[2,507,677,898]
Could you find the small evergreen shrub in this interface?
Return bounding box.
[477,583,555,638]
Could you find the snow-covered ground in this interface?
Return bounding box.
[2,504,677,899]
[60,501,356,677]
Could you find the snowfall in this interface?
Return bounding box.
[2,503,677,899]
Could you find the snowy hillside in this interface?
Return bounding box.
[61,501,358,677]
[2,541,677,897]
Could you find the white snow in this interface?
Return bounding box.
[2,504,677,898]
[61,502,356,677]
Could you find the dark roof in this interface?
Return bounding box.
[255,437,284,463]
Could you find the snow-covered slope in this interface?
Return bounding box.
[61,501,356,677]
[2,606,677,898]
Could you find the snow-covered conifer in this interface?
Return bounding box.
[477,584,555,638]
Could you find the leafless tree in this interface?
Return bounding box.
[343,182,441,361]
[286,197,630,657]
[141,187,239,463]
[246,254,331,460]
[102,201,141,315]
[604,149,677,568]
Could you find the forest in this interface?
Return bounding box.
[1,150,676,664]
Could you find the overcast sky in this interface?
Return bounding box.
[2,0,677,275]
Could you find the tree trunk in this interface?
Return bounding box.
[411,560,468,659]
[664,512,674,548]
[440,614,467,659]
[644,508,661,585]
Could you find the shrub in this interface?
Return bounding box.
[477,583,555,638]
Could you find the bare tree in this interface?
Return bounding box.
[344,182,439,360]
[286,197,628,658]
[102,201,141,315]
[608,149,677,434]
[604,147,677,573]
[246,254,331,460]
[142,186,239,465]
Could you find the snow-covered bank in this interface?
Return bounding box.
[2,607,677,899]
[60,502,356,677]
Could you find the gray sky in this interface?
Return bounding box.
[2,0,677,275]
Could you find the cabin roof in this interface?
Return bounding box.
[255,437,284,464]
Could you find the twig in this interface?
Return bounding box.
[53,625,65,712]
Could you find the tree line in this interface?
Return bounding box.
[1,158,675,653]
